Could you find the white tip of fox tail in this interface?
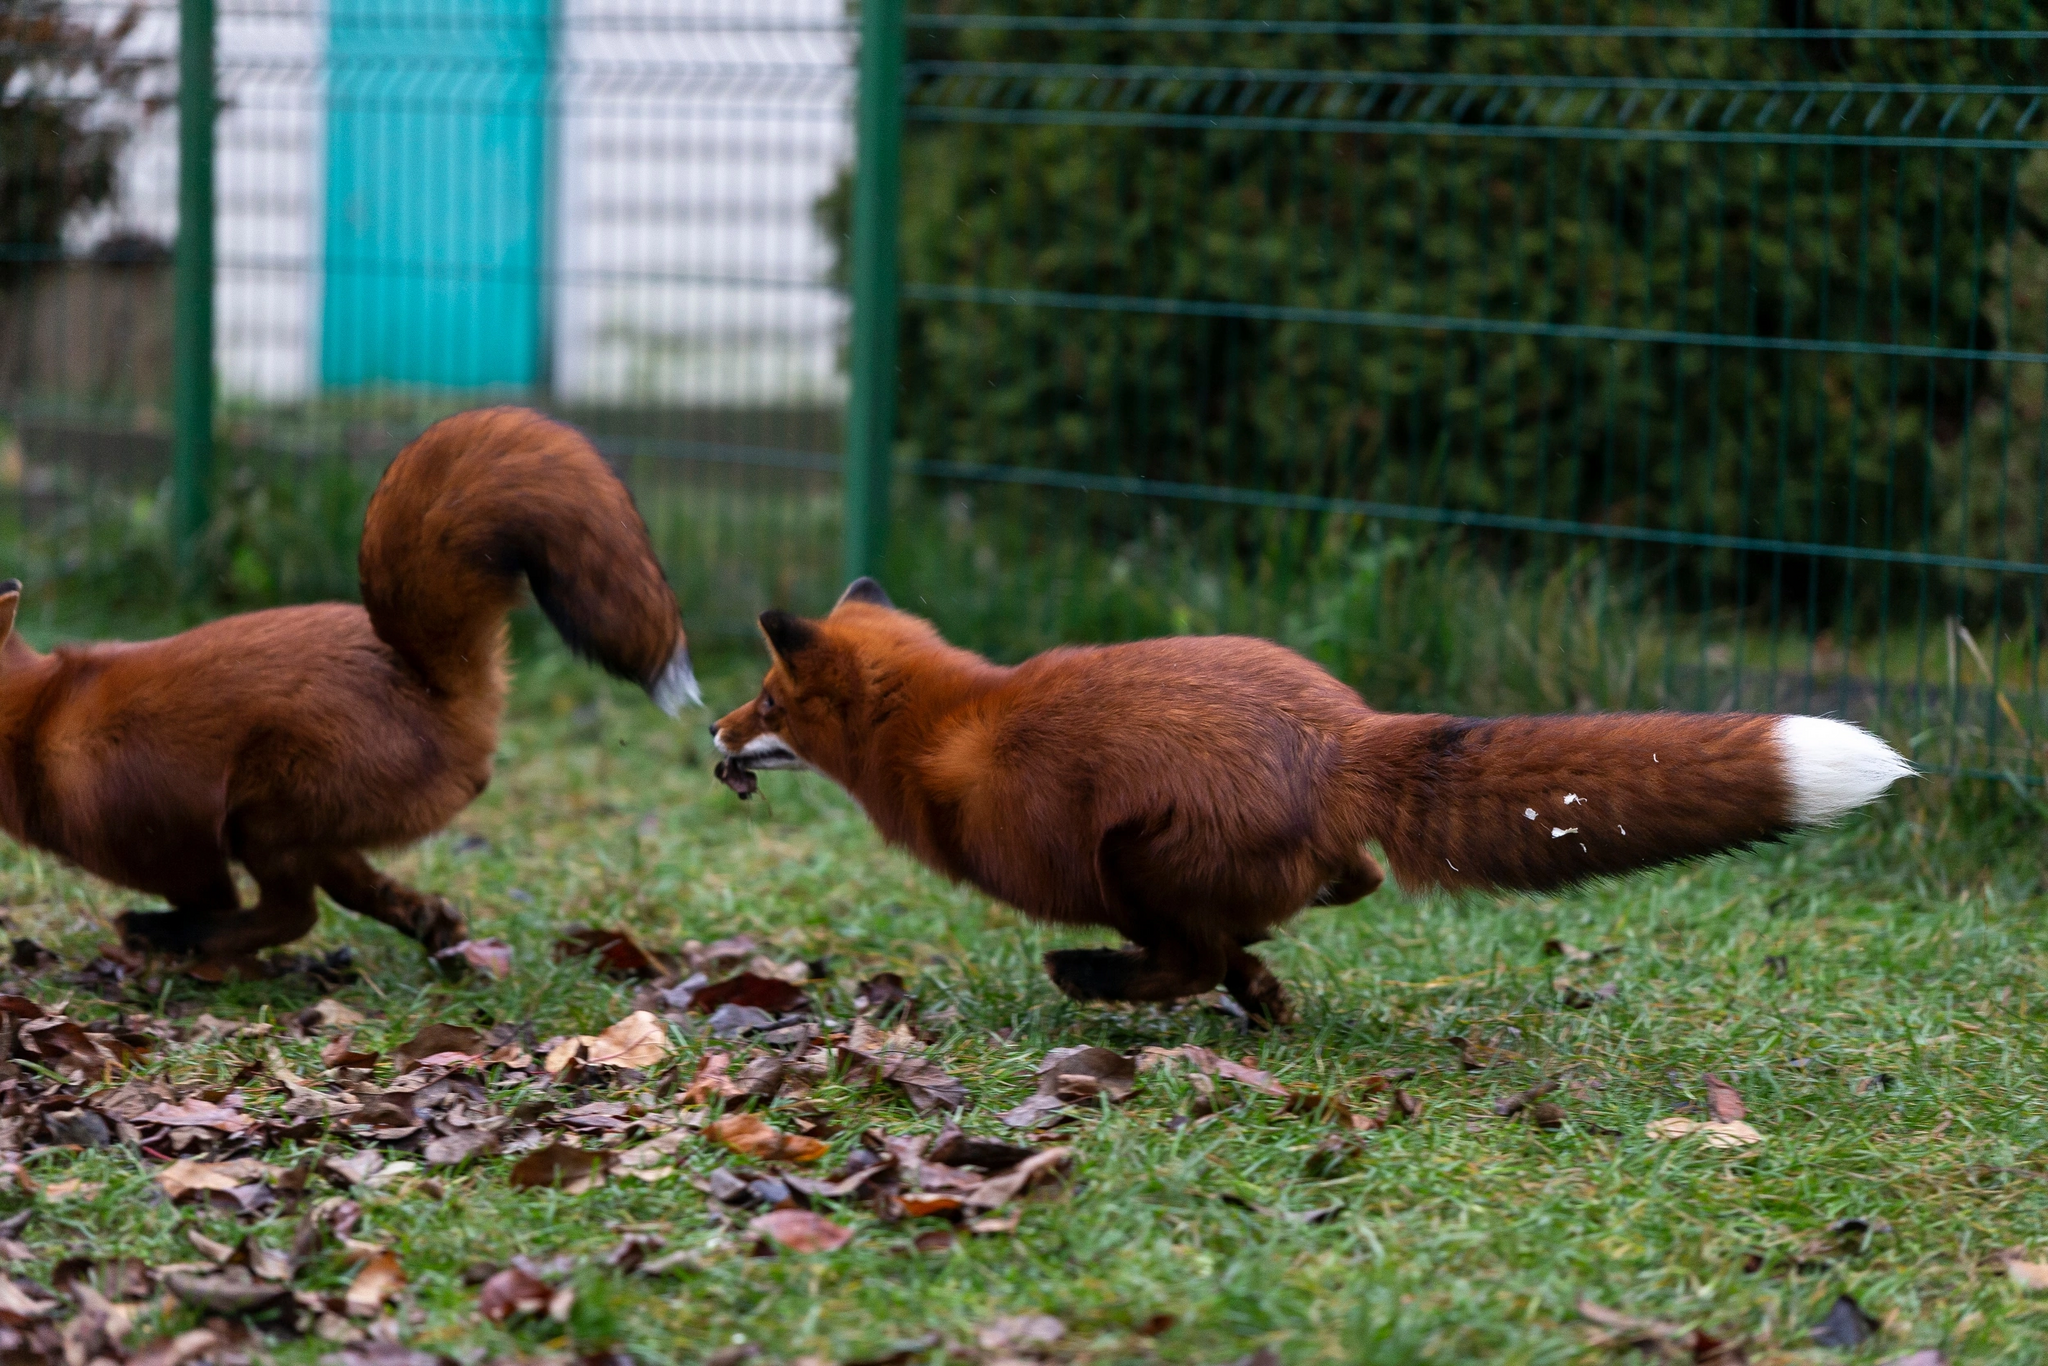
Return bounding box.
[650,644,702,715]
[1773,715,1913,825]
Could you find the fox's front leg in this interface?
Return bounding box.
[317,851,466,952]
[116,865,242,954]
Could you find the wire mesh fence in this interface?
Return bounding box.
[883,2,2048,786]
[0,0,852,633]
[1,0,2044,786]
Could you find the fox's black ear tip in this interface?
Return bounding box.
[757,608,819,659]
[0,580,19,597]
[836,576,893,609]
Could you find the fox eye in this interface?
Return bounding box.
[759,691,778,715]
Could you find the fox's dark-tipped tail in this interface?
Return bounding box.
[358,407,696,712]
[1355,711,1911,893]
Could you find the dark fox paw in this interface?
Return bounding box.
[1041,947,1138,1002]
[409,896,467,954]
[1224,953,1296,1028]
[116,908,212,955]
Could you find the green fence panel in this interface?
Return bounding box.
[875,1,2048,786]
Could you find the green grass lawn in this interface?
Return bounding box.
[2,632,2045,1365]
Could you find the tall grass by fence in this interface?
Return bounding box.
[1,1,2044,787]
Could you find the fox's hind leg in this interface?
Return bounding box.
[119,852,321,957]
[317,852,466,952]
[1043,934,1228,1009]
[116,863,241,954]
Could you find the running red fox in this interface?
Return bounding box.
[0,407,696,960]
[712,578,1911,1022]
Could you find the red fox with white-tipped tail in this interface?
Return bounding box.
[0,408,695,960]
[712,577,1911,1022]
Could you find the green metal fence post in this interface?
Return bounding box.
[173,0,215,575]
[842,0,904,584]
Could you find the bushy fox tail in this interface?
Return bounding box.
[1354,711,1911,893]
[358,407,696,712]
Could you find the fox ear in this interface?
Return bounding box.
[835,576,893,610]
[0,579,19,646]
[757,610,818,665]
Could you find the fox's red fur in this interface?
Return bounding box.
[713,579,1908,1021]
[0,407,693,959]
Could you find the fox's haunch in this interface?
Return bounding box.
[358,408,694,711]
[1359,711,1912,893]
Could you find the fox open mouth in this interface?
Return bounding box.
[712,733,807,799]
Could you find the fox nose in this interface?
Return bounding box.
[707,723,720,740]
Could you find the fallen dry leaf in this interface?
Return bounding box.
[554,926,672,979]
[1138,1044,1290,1098]
[154,1159,273,1202]
[547,1011,670,1073]
[1039,1045,1136,1103]
[477,1263,554,1324]
[344,1250,404,1318]
[963,1146,1073,1211]
[1645,1117,1764,1149]
[749,1209,851,1253]
[1812,1293,1879,1348]
[508,1142,607,1193]
[433,938,513,980]
[1704,1073,1747,1123]
[978,1314,1065,1351]
[707,1112,829,1164]
[160,1267,292,1315]
[391,1024,484,1073]
[853,972,912,1018]
[691,972,810,1017]
[2007,1258,2048,1291]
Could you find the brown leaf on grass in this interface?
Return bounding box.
[321,1034,379,1070]
[0,1274,54,1324]
[977,1314,1065,1351]
[1447,1034,1519,1070]
[544,1011,670,1074]
[680,1050,739,1103]
[1138,1045,1289,1098]
[1645,1117,1764,1148]
[853,972,912,1018]
[477,1263,554,1323]
[1704,1074,1746,1123]
[2006,1255,2048,1291]
[898,1193,964,1218]
[133,1097,255,1133]
[748,1209,852,1253]
[1812,1294,1879,1348]
[508,1142,607,1193]
[962,1146,1073,1210]
[927,1125,1037,1172]
[1493,1078,1559,1118]
[161,1266,292,1315]
[1038,1046,1136,1102]
[432,938,513,980]
[690,973,810,1017]
[1384,1089,1423,1124]
[154,1159,273,1202]
[292,999,368,1035]
[319,1152,386,1190]
[839,1027,968,1115]
[390,1023,485,1073]
[343,1250,403,1318]
[706,1113,829,1164]
[996,1094,1070,1129]
[554,927,673,980]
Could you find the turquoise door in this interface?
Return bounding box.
[322,0,550,388]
